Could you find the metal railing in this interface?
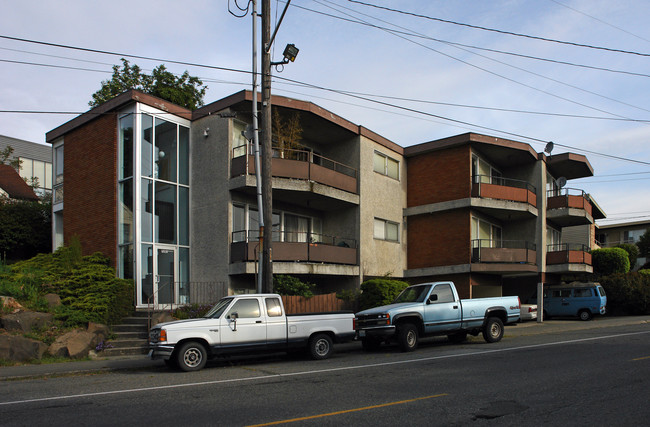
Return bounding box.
[471,239,536,264]
[472,175,536,194]
[546,187,588,199]
[232,230,357,248]
[233,144,358,179]
[547,243,589,252]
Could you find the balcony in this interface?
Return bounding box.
[546,188,594,226]
[230,231,358,265]
[231,145,358,194]
[546,243,593,274]
[472,175,537,207]
[471,239,538,274]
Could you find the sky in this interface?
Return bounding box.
[1,0,649,226]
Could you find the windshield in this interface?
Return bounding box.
[393,285,432,304]
[203,297,233,318]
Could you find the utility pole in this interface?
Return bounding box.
[261,0,273,292]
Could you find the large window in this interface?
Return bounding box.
[374,218,399,242]
[472,216,502,247]
[472,155,501,184]
[232,121,248,158]
[547,227,561,251]
[373,151,399,180]
[232,203,320,243]
[118,115,134,279]
[53,144,64,204]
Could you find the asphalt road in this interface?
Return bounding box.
[1,323,649,426]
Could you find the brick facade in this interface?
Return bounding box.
[407,210,470,269]
[406,145,470,207]
[63,114,118,267]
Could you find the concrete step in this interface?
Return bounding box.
[112,323,149,333]
[101,345,150,357]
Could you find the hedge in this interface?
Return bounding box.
[599,272,650,315]
[591,247,630,275]
[358,279,410,310]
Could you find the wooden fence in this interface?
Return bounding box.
[281,293,355,314]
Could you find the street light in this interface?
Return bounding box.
[271,43,299,66]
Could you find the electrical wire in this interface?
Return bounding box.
[1,34,649,166]
[346,0,650,57]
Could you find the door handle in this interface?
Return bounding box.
[256,321,263,323]
[453,306,458,309]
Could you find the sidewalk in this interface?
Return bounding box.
[1,315,648,381]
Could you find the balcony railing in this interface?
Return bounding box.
[547,188,592,215]
[471,175,537,206]
[471,239,537,264]
[231,144,358,193]
[546,243,592,265]
[231,230,358,265]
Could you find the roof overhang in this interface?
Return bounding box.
[546,152,594,180]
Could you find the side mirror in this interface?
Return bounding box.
[230,312,238,331]
[428,294,438,304]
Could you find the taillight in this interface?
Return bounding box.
[353,318,356,330]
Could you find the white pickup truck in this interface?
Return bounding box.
[149,293,355,371]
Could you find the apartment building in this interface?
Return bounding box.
[0,134,52,196]
[403,133,605,300]
[46,90,406,309]
[46,91,603,309]
[596,220,649,270]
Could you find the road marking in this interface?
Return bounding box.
[246,394,448,426]
[632,356,650,361]
[1,330,648,406]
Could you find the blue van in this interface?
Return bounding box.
[541,283,607,321]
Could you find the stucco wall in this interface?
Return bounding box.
[359,136,407,279]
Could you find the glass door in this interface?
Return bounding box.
[156,247,176,306]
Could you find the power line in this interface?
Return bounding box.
[317,0,649,117]
[2,33,649,167]
[291,2,650,79]
[346,0,650,57]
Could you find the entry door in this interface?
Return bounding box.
[156,247,176,305]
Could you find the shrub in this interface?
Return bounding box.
[358,279,410,310]
[9,246,134,326]
[615,243,640,270]
[173,303,213,319]
[273,275,315,297]
[591,248,630,275]
[599,272,650,315]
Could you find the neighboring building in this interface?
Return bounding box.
[46,90,605,309]
[596,220,649,270]
[0,164,39,201]
[403,133,605,300]
[0,135,52,196]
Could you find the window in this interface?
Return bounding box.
[53,144,64,203]
[432,284,454,303]
[233,121,248,158]
[471,217,502,247]
[547,227,561,251]
[574,288,592,298]
[374,218,399,242]
[472,155,501,184]
[227,299,261,318]
[373,151,399,180]
[624,229,646,244]
[266,298,283,317]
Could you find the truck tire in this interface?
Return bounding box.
[397,323,418,352]
[578,309,592,321]
[309,333,333,360]
[482,317,504,343]
[176,341,207,372]
[447,331,467,343]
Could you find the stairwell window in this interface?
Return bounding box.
[373,151,399,180]
[374,218,399,242]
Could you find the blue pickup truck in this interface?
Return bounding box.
[355,282,521,351]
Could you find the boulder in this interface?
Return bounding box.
[87,322,109,341]
[1,311,54,333]
[48,329,102,359]
[0,334,48,362]
[0,296,23,313]
[43,293,62,308]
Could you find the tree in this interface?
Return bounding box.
[0,146,22,170]
[89,59,207,110]
[638,229,650,258]
[591,247,630,276]
[0,196,52,261]
[616,243,640,270]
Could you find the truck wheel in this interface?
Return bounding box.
[448,331,467,343]
[309,333,333,360]
[397,323,418,352]
[578,310,592,321]
[361,337,381,351]
[482,317,504,343]
[176,341,207,372]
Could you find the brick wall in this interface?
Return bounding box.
[63,114,118,267]
[406,145,470,207]
[407,210,470,269]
